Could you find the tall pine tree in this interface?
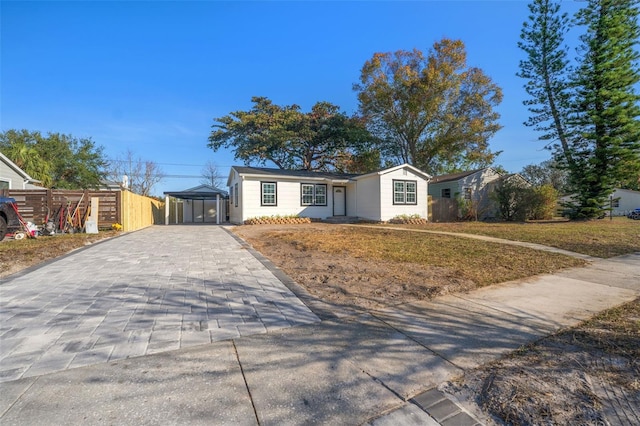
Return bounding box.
[519,0,640,218]
[569,0,640,217]
[517,0,572,155]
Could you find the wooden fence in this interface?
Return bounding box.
[120,190,164,232]
[429,196,458,222]
[5,189,120,230]
[3,189,165,232]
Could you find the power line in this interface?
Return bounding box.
[107,159,235,168]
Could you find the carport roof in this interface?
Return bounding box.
[164,184,229,200]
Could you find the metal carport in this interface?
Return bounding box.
[163,184,228,225]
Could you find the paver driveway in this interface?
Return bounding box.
[0,226,319,382]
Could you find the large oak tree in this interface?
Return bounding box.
[353,38,503,175]
[208,97,374,171]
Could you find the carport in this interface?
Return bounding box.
[163,184,228,225]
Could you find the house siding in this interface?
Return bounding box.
[231,174,347,224]
[378,168,428,221]
[353,175,380,220]
[611,189,640,216]
[428,168,502,220]
[0,161,26,189]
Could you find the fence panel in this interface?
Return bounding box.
[120,190,165,232]
[429,196,458,222]
[7,189,121,230]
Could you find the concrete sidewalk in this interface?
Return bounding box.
[0,228,638,424]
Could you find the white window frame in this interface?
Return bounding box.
[261,182,277,206]
[300,183,327,206]
[393,179,417,205]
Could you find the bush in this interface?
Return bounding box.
[528,185,558,220]
[492,181,559,221]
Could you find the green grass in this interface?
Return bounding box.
[376,217,640,258]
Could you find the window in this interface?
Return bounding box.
[301,184,327,206]
[393,180,417,205]
[0,180,9,190]
[261,182,277,206]
[464,187,472,200]
[441,188,451,199]
[234,183,239,207]
[230,186,234,207]
[612,199,620,208]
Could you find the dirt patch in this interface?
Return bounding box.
[444,298,640,425]
[234,223,476,310]
[0,231,119,278]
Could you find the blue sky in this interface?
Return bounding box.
[1,0,585,196]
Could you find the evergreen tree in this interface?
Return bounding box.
[568,0,640,218]
[517,0,572,155]
[519,0,640,219]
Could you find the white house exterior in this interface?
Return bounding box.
[227,164,431,224]
[0,152,43,190]
[610,188,640,216]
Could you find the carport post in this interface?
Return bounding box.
[216,194,220,224]
[164,195,170,225]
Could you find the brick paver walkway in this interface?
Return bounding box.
[0,226,319,382]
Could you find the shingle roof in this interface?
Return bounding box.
[232,166,360,180]
[430,169,485,184]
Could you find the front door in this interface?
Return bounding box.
[333,186,346,216]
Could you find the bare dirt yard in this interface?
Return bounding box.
[233,223,585,311]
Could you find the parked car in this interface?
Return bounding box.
[0,197,21,241]
[627,208,640,220]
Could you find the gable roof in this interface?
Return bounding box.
[0,152,41,184]
[430,168,486,184]
[354,163,432,181]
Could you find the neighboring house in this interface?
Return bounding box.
[560,188,640,217]
[610,188,640,216]
[428,168,501,220]
[428,168,530,220]
[164,184,229,224]
[226,164,431,224]
[0,152,43,190]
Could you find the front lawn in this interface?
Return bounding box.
[378,217,639,258]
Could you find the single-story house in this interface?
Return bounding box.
[163,184,229,224]
[428,168,530,220]
[0,152,43,190]
[226,164,431,224]
[609,188,640,216]
[560,188,640,217]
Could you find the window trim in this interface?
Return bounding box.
[234,183,239,207]
[393,179,418,205]
[463,187,472,200]
[260,181,277,206]
[300,183,327,206]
